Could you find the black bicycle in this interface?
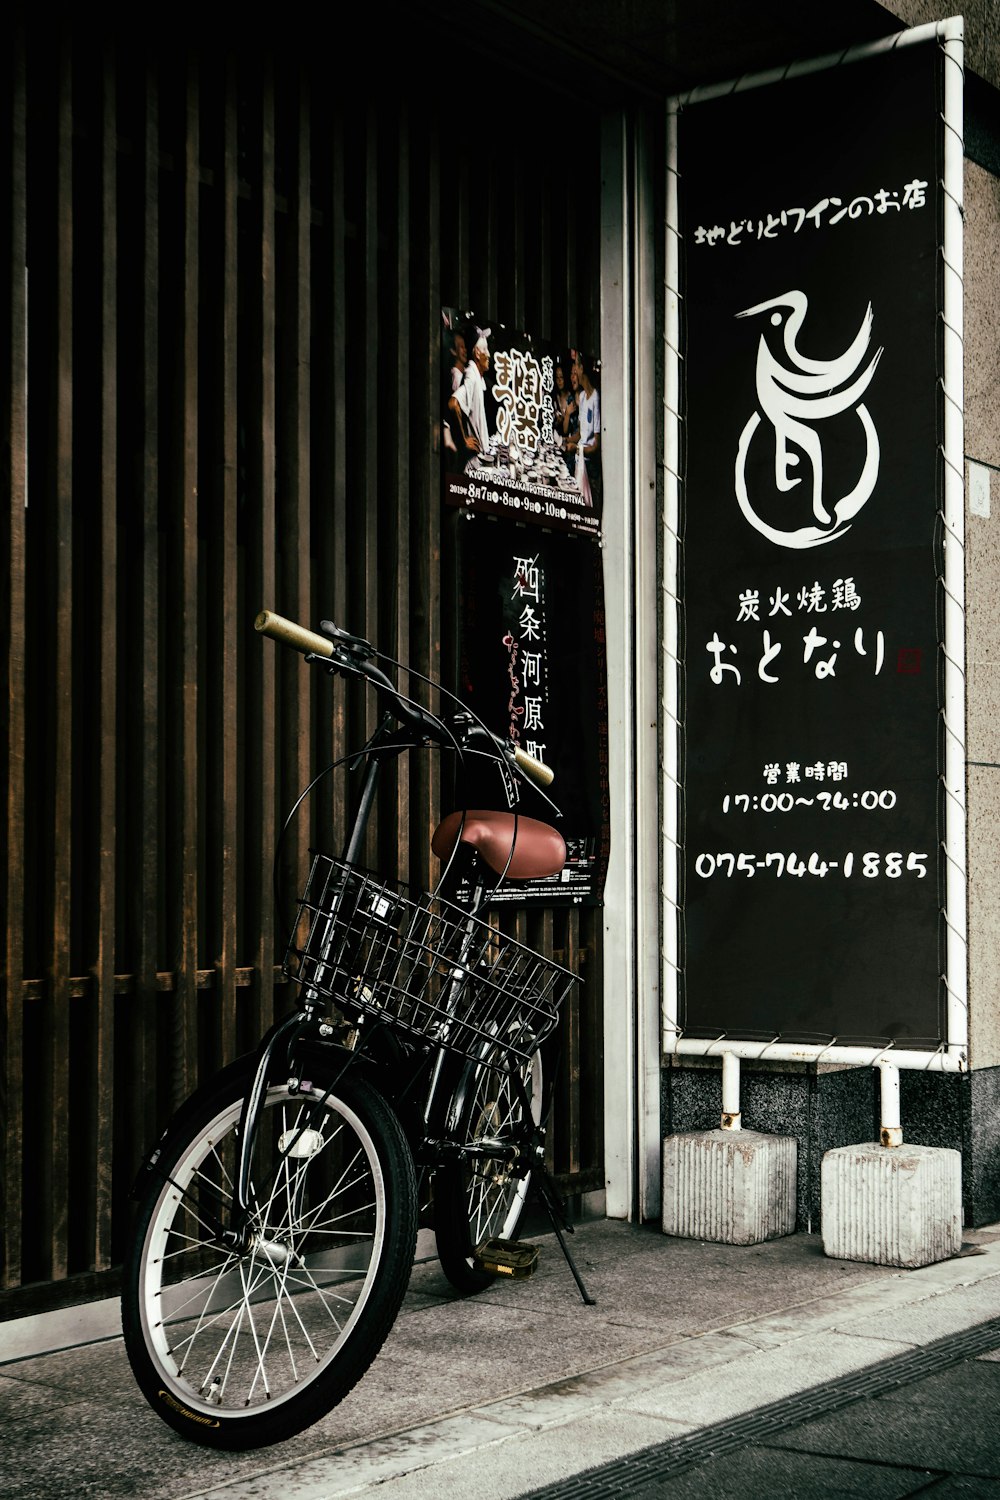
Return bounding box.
[121,610,589,1450]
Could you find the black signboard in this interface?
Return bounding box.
[454,516,609,905]
[441,308,603,539]
[679,41,945,1046]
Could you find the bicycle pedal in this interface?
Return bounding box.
[473,1237,540,1279]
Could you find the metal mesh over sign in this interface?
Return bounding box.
[676,34,956,1049]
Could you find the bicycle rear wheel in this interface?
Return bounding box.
[122,1067,417,1449]
[434,1046,543,1294]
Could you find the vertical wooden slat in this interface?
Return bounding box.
[416,117,441,895]
[252,61,277,1045]
[510,160,526,332]
[483,172,499,321]
[453,154,470,305]
[439,123,465,792]
[43,32,74,1281]
[1,23,28,1289]
[583,907,603,1175]
[328,112,348,859]
[531,166,551,338]
[287,72,312,902]
[361,106,380,868]
[535,909,563,1178]
[217,55,238,1064]
[91,41,118,1270]
[413,117,443,888]
[395,108,411,878]
[564,907,582,1178]
[173,51,200,1109]
[564,174,578,342]
[133,57,161,1167]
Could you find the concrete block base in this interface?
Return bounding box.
[821,1142,962,1268]
[662,1128,797,1245]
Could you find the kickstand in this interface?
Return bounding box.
[531,1161,596,1306]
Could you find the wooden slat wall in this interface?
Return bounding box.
[0,15,606,1308]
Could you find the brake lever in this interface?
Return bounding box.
[448,715,563,817]
[318,618,375,661]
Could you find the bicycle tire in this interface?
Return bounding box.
[434,1045,543,1294]
[122,1066,417,1449]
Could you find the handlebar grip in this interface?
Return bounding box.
[513,745,555,788]
[254,610,335,659]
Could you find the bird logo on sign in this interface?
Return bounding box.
[734,290,883,549]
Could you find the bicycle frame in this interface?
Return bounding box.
[225,696,507,1250]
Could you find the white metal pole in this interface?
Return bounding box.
[600,110,636,1220]
[939,17,968,1066]
[721,1050,741,1130]
[878,1062,902,1148]
[632,113,664,1223]
[661,99,681,1058]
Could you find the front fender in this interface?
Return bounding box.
[130,1052,258,1199]
[129,1035,383,1199]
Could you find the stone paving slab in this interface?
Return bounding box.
[617,1328,914,1427]
[473,1330,762,1431]
[770,1359,1000,1479]
[186,1410,690,1500]
[623,1444,939,1499]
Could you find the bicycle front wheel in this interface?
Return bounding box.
[122,1068,417,1449]
[434,1046,543,1294]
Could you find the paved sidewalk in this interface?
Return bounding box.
[2,1218,999,1499]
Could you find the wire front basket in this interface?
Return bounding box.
[283,854,577,1066]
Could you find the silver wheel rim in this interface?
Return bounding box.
[138,1084,388,1420]
[464,1051,542,1250]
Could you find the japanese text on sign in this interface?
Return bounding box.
[694,178,929,249]
[504,552,549,767]
[492,348,555,454]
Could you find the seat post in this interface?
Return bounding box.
[437,841,488,915]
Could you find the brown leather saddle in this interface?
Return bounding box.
[431,809,566,880]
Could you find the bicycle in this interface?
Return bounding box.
[121,609,591,1450]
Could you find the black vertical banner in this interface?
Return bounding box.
[454,517,609,905]
[680,41,945,1044]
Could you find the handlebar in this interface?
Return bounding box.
[254,608,557,792]
[513,745,554,789]
[254,610,335,659]
[256,608,440,740]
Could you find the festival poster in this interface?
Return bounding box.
[678,39,946,1045]
[441,308,603,539]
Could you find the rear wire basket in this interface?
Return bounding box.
[283,853,577,1066]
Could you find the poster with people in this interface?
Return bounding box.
[441,308,603,539]
[677,38,947,1046]
[451,515,609,906]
